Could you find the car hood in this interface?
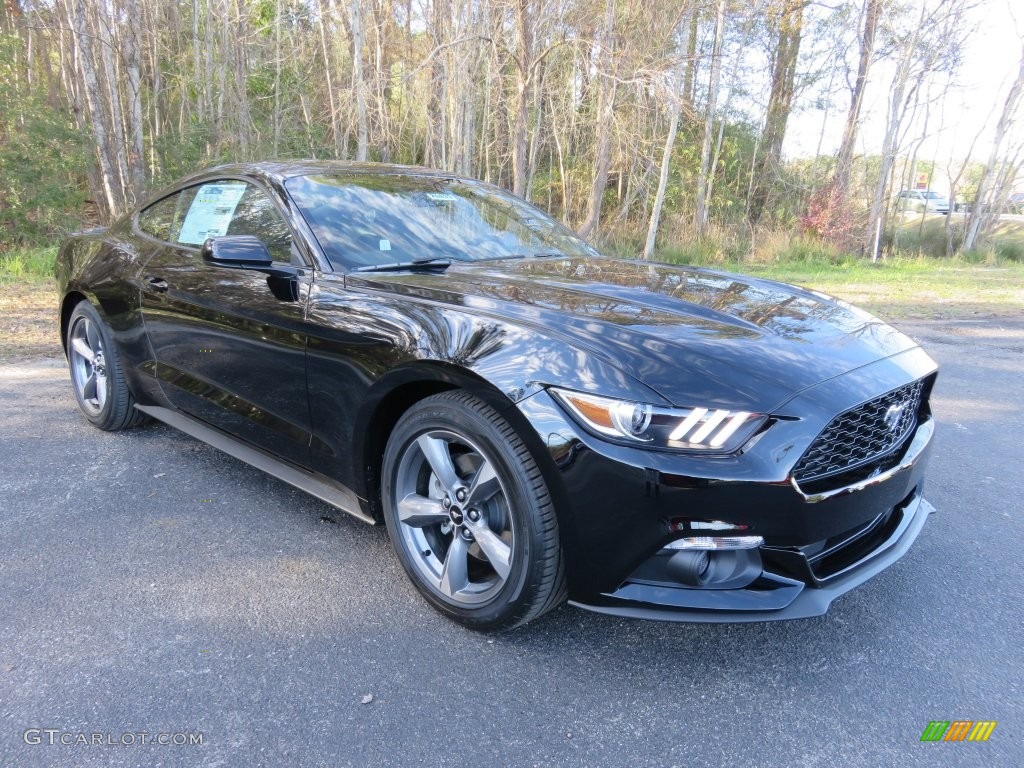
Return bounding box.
[348,257,919,412]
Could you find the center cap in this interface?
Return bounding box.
[448,505,464,526]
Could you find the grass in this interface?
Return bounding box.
[889,213,1024,261]
[0,245,58,284]
[645,217,1024,320]
[700,256,1024,320]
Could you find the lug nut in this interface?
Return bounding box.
[442,496,451,509]
[455,487,468,503]
[467,508,480,522]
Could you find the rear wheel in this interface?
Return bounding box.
[66,301,148,431]
[382,391,565,631]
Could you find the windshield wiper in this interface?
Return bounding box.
[355,257,453,273]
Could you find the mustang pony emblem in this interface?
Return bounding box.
[883,403,908,431]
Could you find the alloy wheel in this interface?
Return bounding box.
[392,429,515,606]
[68,316,108,415]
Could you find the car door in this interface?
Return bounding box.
[137,178,314,466]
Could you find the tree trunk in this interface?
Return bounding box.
[748,0,805,224]
[963,43,1024,251]
[694,0,726,233]
[577,0,616,240]
[123,0,146,201]
[318,1,344,158]
[642,100,679,259]
[73,0,119,218]
[351,0,368,161]
[511,0,533,196]
[832,0,883,201]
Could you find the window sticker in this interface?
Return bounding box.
[379,239,392,251]
[178,183,248,245]
[417,191,459,206]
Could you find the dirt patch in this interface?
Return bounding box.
[0,282,62,362]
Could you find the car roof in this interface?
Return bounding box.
[136,160,471,213]
[192,160,463,186]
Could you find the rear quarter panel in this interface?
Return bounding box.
[57,222,164,404]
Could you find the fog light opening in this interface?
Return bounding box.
[664,544,764,590]
[670,550,712,587]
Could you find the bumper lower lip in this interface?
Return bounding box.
[568,493,935,623]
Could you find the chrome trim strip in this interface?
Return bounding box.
[791,418,934,503]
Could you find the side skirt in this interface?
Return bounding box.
[135,404,375,525]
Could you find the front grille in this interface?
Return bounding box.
[793,379,925,484]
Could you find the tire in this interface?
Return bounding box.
[381,391,566,631]
[65,300,149,431]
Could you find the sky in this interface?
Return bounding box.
[784,0,1024,175]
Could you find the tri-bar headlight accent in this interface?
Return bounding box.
[549,388,766,452]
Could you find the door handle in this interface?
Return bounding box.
[145,276,169,293]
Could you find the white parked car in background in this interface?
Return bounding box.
[897,190,951,214]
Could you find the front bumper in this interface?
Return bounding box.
[516,347,938,623]
[570,492,934,623]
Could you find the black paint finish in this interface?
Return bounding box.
[55,161,939,621]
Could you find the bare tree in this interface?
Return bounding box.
[643,2,696,259]
[963,41,1024,251]
[577,0,617,239]
[832,0,884,207]
[351,0,368,160]
[748,0,807,223]
[694,0,726,234]
[864,0,967,259]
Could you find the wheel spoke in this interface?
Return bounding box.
[95,373,107,406]
[397,493,448,528]
[467,460,500,506]
[417,435,461,493]
[82,372,97,401]
[71,337,94,363]
[465,519,512,580]
[439,534,469,597]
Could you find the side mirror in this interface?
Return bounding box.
[201,236,273,268]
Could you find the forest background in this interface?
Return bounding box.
[2,0,1024,276]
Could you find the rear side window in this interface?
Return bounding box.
[137,193,182,241]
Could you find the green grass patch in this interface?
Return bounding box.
[890,214,1024,261]
[0,246,57,284]
[677,256,1024,320]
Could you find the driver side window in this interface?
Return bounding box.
[226,184,293,263]
[174,180,294,263]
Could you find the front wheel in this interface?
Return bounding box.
[381,391,566,631]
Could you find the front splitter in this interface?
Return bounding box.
[569,494,935,624]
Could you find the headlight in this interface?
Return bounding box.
[549,388,766,452]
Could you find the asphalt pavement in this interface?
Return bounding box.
[1,317,1022,767]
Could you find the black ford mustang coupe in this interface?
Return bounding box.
[55,162,937,630]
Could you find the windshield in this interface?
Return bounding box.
[285,173,599,270]
[923,192,946,200]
